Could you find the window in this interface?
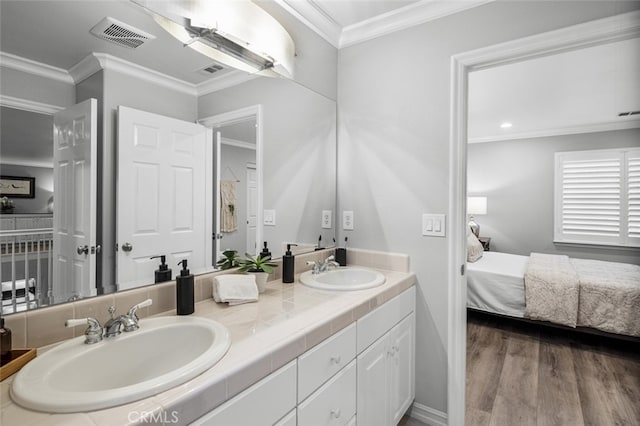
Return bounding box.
[554,147,640,248]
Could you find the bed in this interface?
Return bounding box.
[467,251,640,338]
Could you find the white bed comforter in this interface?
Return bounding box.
[524,253,580,327]
[524,253,640,336]
[572,258,640,337]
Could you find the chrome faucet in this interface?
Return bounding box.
[66,299,153,343]
[306,255,340,275]
[104,299,153,337]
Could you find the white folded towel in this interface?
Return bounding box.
[213,275,259,306]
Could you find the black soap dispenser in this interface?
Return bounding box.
[176,259,194,315]
[151,255,172,283]
[282,244,297,283]
[260,241,272,260]
[1,317,12,363]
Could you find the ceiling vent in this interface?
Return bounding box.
[200,64,224,75]
[90,17,156,49]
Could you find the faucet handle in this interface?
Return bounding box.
[123,299,153,331]
[65,317,103,345]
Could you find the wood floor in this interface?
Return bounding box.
[466,311,640,426]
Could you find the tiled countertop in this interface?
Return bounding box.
[1,264,416,426]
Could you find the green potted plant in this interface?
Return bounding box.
[238,253,277,293]
[216,249,240,270]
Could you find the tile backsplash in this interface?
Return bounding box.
[2,247,409,349]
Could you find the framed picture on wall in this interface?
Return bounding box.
[0,176,36,198]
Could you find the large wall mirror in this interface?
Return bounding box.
[0,0,336,314]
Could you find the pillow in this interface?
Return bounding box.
[467,232,484,263]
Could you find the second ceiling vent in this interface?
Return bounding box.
[90,17,156,49]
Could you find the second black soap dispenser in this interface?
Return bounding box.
[282,244,297,283]
[260,241,272,260]
[151,255,172,283]
[176,259,194,315]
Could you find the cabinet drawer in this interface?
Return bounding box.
[192,361,297,426]
[357,287,415,353]
[298,322,356,401]
[298,360,357,426]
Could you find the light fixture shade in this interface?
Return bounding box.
[467,196,487,215]
[132,0,295,78]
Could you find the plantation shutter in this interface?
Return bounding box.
[555,148,640,247]
[627,149,640,243]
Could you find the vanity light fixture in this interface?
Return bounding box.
[500,122,513,129]
[131,0,295,78]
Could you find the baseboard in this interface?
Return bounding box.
[407,402,448,426]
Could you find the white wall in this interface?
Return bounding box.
[337,0,640,415]
[468,129,640,265]
[0,66,74,107]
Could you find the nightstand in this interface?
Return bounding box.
[478,236,491,251]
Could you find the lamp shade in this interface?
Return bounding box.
[467,197,487,215]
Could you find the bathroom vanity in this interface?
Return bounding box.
[1,249,416,425]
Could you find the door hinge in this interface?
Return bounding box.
[460,264,465,276]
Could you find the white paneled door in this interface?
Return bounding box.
[117,106,212,289]
[52,98,98,302]
[246,163,257,254]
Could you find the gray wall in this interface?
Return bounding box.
[199,77,337,259]
[468,129,640,265]
[336,0,640,415]
[0,66,74,107]
[0,164,53,213]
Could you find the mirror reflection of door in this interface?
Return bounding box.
[215,117,258,260]
[1,99,97,313]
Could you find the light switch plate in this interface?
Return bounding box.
[322,210,332,229]
[264,209,276,226]
[422,214,445,237]
[343,210,354,230]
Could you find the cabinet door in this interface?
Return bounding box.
[275,409,297,426]
[389,313,415,425]
[356,335,389,426]
[192,361,296,426]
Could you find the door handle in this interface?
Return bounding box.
[77,245,89,255]
[91,245,102,254]
[122,242,133,252]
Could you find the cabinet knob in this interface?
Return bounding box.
[330,355,341,364]
[331,408,341,418]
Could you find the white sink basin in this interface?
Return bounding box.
[300,267,385,291]
[11,316,230,413]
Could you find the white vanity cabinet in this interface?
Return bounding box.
[356,288,415,426]
[192,361,297,426]
[193,286,415,426]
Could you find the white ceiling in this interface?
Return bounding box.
[468,37,640,143]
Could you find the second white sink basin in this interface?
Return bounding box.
[11,316,230,413]
[300,267,386,291]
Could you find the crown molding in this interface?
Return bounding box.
[77,53,197,96]
[468,118,640,144]
[275,0,493,49]
[196,71,259,96]
[0,94,64,114]
[340,0,494,48]
[0,157,54,169]
[274,0,341,48]
[0,52,74,84]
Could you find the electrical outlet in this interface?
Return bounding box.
[422,214,445,237]
[263,209,276,226]
[322,210,332,229]
[343,210,354,230]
